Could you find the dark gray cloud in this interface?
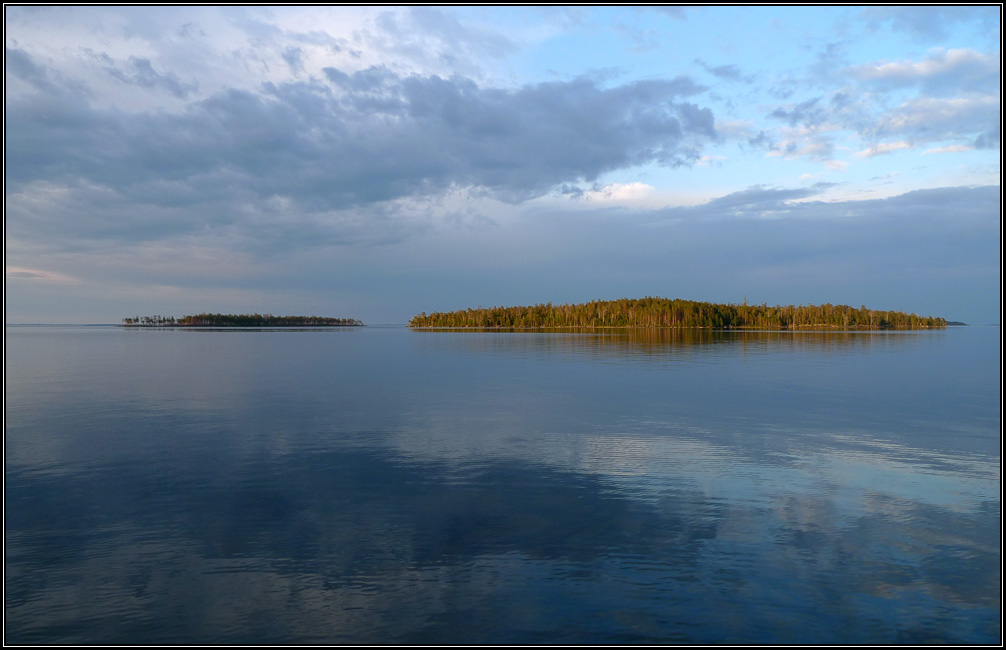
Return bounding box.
[6,176,998,325]
[84,47,198,99]
[6,46,52,89]
[7,46,91,98]
[106,56,198,98]
[410,183,999,318]
[534,184,1000,323]
[637,185,1001,304]
[7,50,717,231]
[375,183,996,326]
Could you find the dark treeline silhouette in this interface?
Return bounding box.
[122,313,364,327]
[409,297,945,330]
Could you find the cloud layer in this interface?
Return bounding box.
[8,46,715,244]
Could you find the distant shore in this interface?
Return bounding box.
[409,298,946,330]
[122,314,364,327]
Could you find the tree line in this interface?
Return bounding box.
[122,313,364,327]
[408,297,946,330]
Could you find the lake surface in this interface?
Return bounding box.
[5,325,1001,644]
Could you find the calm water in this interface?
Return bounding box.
[5,325,1001,644]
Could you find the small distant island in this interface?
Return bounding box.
[409,298,946,330]
[122,313,364,327]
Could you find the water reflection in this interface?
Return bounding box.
[7,439,998,644]
[410,327,937,363]
[5,326,1000,644]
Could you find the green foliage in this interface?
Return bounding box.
[408,298,945,330]
[122,313,364,327]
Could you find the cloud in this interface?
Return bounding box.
[694,59,751,83]
[696,155,726,167]
[281,47,305,75]
[807,42,852,86]
[102,55,199,98]
[6,49,720,264]
[7,47,718,252]
[921,144,974,155]
[839,49,1001,156]
[578,182,656,203]
[636,184,997,250]
[855,141,913,158]
[757,41,1000,167]
[760,96,855,163]
[7,179,999,324]
[670,184,835,219]
[973,129,1000,149]
[767,134,837,162]
[5,266,77,284]
[860,6,1000,41]
[4,7,999,326]
[6,46,56,91]
[757,49,999,165]
[872,96,999,147]
[746,130,775,151]
[506,183,999,324]
[849,48,1000,96]
[769,97,826,128]
[366,7,516,76]
[649,6,687,20]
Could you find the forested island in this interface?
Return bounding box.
[122,313,364,327]
[409,298,945,330]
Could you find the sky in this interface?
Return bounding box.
[5,6,1001,324]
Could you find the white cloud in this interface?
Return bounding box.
[766,137,833,161]
[877,95,999,142]
[759,122,844,163]
[581,182,656,203]
[922,144,974,155]
[851,48,997,84]
[696,155,727,167]
[5,266,78,284]
[855,141,913,158]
